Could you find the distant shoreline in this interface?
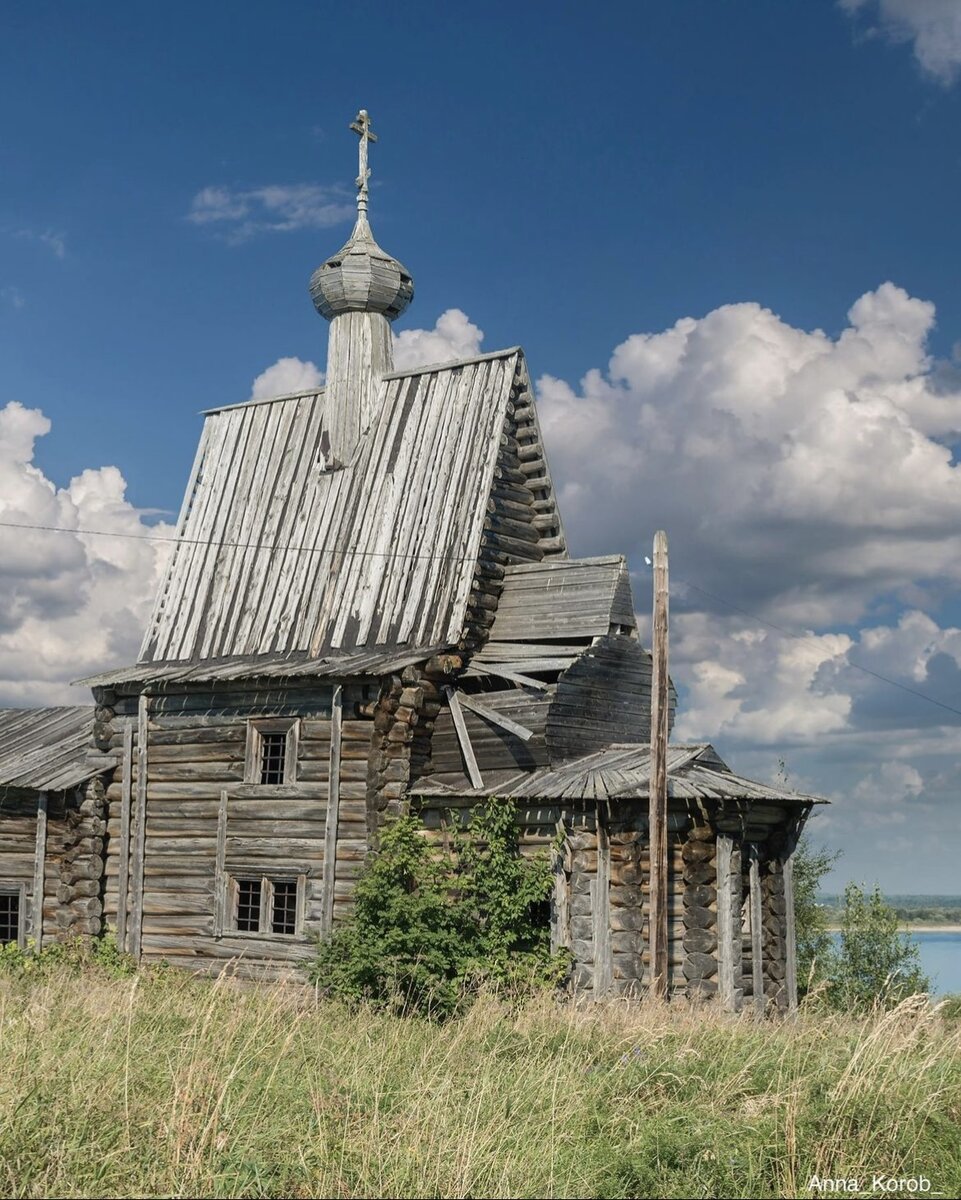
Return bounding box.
[825,924,961,933]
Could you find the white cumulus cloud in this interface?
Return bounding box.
[250,356,324,400]
[0,401,172,705]
[841,0,961,85]
[392,309,485,371]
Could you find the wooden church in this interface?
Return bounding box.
[2,111,821,1011]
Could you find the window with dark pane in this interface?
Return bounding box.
[271,880,298,934]
[235,879,262,932]
[0,891,20,945]
[259,732,287,784]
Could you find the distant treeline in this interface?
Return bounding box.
[819,894,961,925]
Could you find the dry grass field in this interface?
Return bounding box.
[0,962,958,1199]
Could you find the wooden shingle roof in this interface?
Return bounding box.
[129,347,564,673]
[0,707,106,792]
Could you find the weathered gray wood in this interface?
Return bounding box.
[454,690,534,742]
[444,687,484,790]
[214,789,228,937]
[648,530,669,1001]
[115,720,133,949]
[471,662,549,691]
[592,814,612,997]
[749,845,764,1017]
[320,685,342,934]
[129,694,149,960]
[31,791,48,949]
[715,833,735,1011]
[783,829,799,1013]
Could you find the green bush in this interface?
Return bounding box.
[792,834,838,997]
[310,799,566,1017]
[0,933,135,979]
[832,882,929,1008]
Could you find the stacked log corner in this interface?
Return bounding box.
[681,824,719,1001]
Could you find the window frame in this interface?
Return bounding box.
[0,883,26,949]
[224,869,307,940]
[244,717,300,786]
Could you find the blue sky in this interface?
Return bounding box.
[3,1,961,891]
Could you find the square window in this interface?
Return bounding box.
[227,873,304,938]
[0,890,21,945]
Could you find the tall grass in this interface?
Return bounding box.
[0,964,958,1198]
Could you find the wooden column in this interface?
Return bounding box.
[320,684,343,934]
[716,833,735,1011]
[31,791,48,950]
[648,530,670,1000]
[116,720,134,948]
[128,693,149,961]
[214,789,228,937]
[783,822,801,1013]
[749,844,764,1017]
[592,811,612,998]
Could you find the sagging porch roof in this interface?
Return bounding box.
[410,742,825,805]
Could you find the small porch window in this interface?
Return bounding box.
[227,872,305,937]
[0,886,24,947]
[244,718,299,785]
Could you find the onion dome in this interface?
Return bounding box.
[309,108,414,323]
[309,211,413,321]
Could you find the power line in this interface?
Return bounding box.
[0,518,474,565]
[674,575,961,722]
[4,515,960,721]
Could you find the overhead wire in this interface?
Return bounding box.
[2,516,960,720]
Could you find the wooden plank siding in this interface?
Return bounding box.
[101,687,375,976]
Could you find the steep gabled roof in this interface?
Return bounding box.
[129,348,565,675]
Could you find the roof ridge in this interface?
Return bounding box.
[201,387,326,416]
[382,346,522,381]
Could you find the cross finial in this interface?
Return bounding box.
[349,108,377,214]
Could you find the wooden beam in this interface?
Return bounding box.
[319,684,343,935]
[444,687,484,790]
[648,530,670,1000]
[470,662,549,691]
[31,791,48,950]
[455,691,535,741]
[715,833,735,1012]
[593,812,612,998]
[214,789,228,938]
[749,844,764,1017]
[128,694,149,961]
[116,720,134,948]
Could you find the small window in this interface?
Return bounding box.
[244,719,299,785]
[227,873,304,938]
[259,733,287,785]
[0,888,22,946]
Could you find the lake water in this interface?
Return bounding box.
[829,930,961,996]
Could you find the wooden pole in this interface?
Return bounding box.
[648,530,670,1000]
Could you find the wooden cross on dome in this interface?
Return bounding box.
[350,109,377,209]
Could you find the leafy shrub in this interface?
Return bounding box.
[0,934,135,979]
[792,834,839,997]
[832,882,929,1008]
[310,799,566,1017]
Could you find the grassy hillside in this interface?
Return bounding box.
[0,965,959,1199]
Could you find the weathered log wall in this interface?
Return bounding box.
[0,783,109,947]
[98,682,376,978]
